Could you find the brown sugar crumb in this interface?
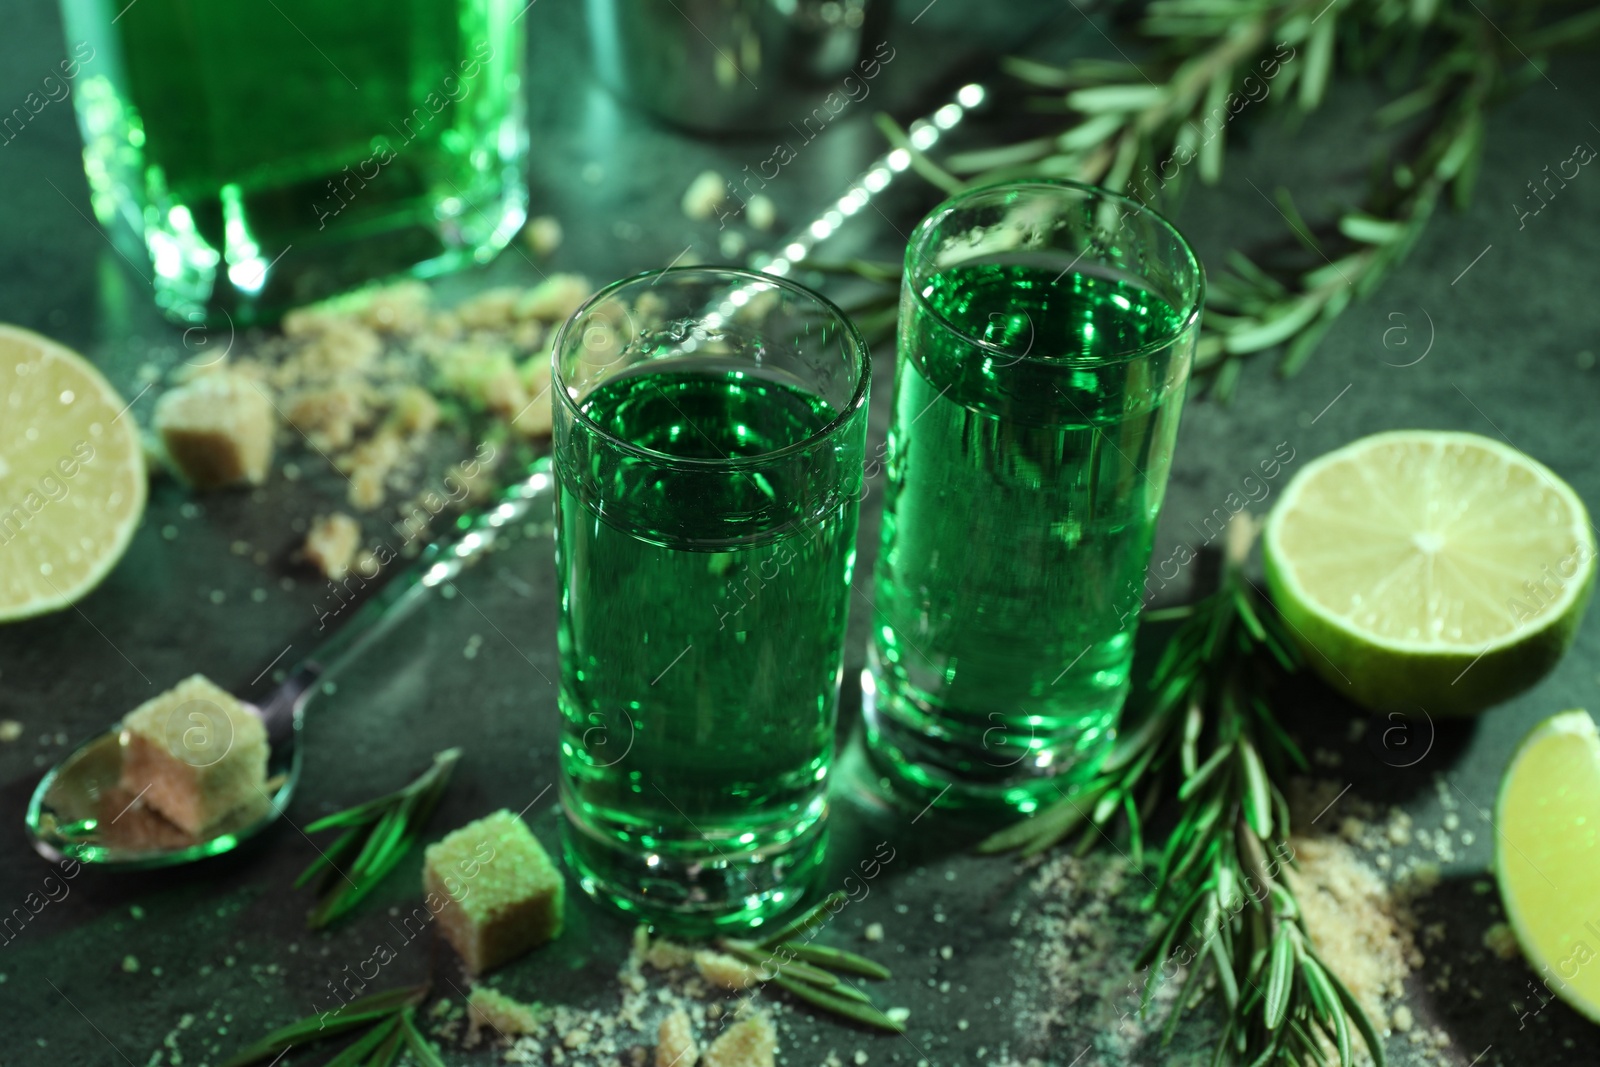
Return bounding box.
[655,1007,697,1067]
[467,986,545,1043]
[517,273,593,323]
[386,384,440,436]
[701,1014,775,1067]
[457,287,525,331]
[154,371,275,489]
[433,341,527,421]
[357,281,431,336]
[341,429,405,512]
[693,950,758,991]
[302,513,361,580]
[281,314,382,376]
[285,383,371,451]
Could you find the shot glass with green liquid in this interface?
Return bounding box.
[553,268,869,932]
[58,0,526,324]
[866,180,1202,813]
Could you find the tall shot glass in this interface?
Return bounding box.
[864,180,1203,812]
[553,268,870,931]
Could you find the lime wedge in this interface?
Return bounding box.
[0,325,147,621]
[1495,708,1600,1024]
[1263,430,1593,715]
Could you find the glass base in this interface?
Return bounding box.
[861,664,1121,816]
[112,170,529,327]
[559,783,827,936]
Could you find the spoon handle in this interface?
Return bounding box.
[255,456,556,730]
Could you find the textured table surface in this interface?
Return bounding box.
[1,2,1598,1065]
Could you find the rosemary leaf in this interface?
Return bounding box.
[1321,950,1388,1067]
[399,1007,448,1067]
[324,1017,400,1067]
[756,892,846,948]
[779,942,893,980]
[1300,952,1353,1067]
[366,1026,405,1067]
[770,973,905,1032]
[720,941,841,989]
[298,750,461,929]
[1238,738,1274,838]
[1178,742,1234,801]
[1263,930,1295,1030]
[294,825,365,890]
[218,984,427,1067]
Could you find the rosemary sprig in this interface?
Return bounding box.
[856,0,1600,390]
[296,748,462,929]
[981,516,1384,1067]
[714,893,904,1032]
[219,983,435,1067]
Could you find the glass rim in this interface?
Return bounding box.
[551,265,871,469]
[905,178,1205,367]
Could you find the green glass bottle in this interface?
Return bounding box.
[59,0,526,324]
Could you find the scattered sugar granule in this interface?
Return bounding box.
[1287,835,1418,1022]
[525,216,564,257]
[864,923,884,943]
[0,721,22,742]
[682,171,728,221]
[1392,1005,1414,1032]
[1483,922,1521,960]
[121,955,140,973]
[746,195,776,232]
[655,1007,697,1067]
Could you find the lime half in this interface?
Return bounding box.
[1495,708,1600,1024]
[1263,430,1593,715]
[0,325,147,621]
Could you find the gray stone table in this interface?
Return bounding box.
[1,1,1597,1065]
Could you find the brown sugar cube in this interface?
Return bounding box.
[302,513,361,580]
[423,810,564,975]
[154,372,275,489]
[119,674,269,836]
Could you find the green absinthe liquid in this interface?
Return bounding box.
[558,362,857,929]
[60,0,524,322]
[869,260,1191,809]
